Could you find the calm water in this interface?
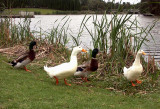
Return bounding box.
[13,15,160,63]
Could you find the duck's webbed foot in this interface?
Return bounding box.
[64,78,71,86]
[54,76,59,85]
[131,81,136,86]
[24,67,31,72]
[136,80,142,84]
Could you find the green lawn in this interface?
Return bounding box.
[1,8,95,15]
[0,54,160,109]
[2,8,57,15]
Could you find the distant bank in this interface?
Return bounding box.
[0,8,140,15]
[0,8,157,17]
[0,8,103,16]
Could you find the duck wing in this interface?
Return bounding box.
[123,66,133,77]
[76,60,90,72]
[15,51,29,63]
[74,61,91,77]
[10,51,30,67]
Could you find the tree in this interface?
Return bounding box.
[0,0,81,11]
[140,0,160,15]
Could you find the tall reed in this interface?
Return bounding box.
[82,12,156,75]
[46,16,70,47]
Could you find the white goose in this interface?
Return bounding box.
[44,46,87,86]
[123,50,146,86]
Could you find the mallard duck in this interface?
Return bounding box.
[10,41,36,72]
[44,46,87,86]
[74,48,99,82]
[123,50,146,86]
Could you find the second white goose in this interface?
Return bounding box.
[123,50,146,86]
[44,46,87,86]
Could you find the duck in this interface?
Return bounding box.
[10,41,36,72]
[123,50,146,86]
[74,48,99,82]
[44,46,87,86]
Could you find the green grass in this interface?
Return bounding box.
[2,8,57,15]
[0,54,160,109]
[1,8,95,15]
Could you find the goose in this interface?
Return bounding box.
[123,50,146,86]
[44,46,87,86]
[10,41,36,72]
[74,48,99,82]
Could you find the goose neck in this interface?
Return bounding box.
[133,54,141,65]
[70,55,77,64]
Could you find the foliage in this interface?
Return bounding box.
[0,16,71,49]
[0,0,142,13]
[0,0,81,11]
[46,16,70,47]
[0,18,34,47]
[140,0,160,15]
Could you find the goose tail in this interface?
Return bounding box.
[44,65,52,77]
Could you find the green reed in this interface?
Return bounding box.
[46,16,70,47]
[71,15,91,46]
[82,12,157,75]
[0,16,71,47]
[0,18,35,46]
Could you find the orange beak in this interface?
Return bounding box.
[82,49,87,52]
[142,51,146,55]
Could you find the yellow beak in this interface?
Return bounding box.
[82,49,87,52]
[142,51,146,55]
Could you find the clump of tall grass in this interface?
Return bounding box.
[0,18,35,47]
[0,16,70,46]
[71,15,91,46]
[82,12,157,79]
[49,16,70,47]
[0,16,73,60]
[0,18,11,46]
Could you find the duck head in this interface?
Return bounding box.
[92,48,99,58]
[137,50,146,56]
[29,41,37,50]
[71,46,87,56]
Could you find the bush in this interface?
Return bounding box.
[34,11,41,15]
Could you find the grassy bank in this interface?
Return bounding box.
[1,8,57,15]
[1,8,97,15]
[0,54,160,109]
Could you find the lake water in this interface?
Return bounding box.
[13,15,160,64]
